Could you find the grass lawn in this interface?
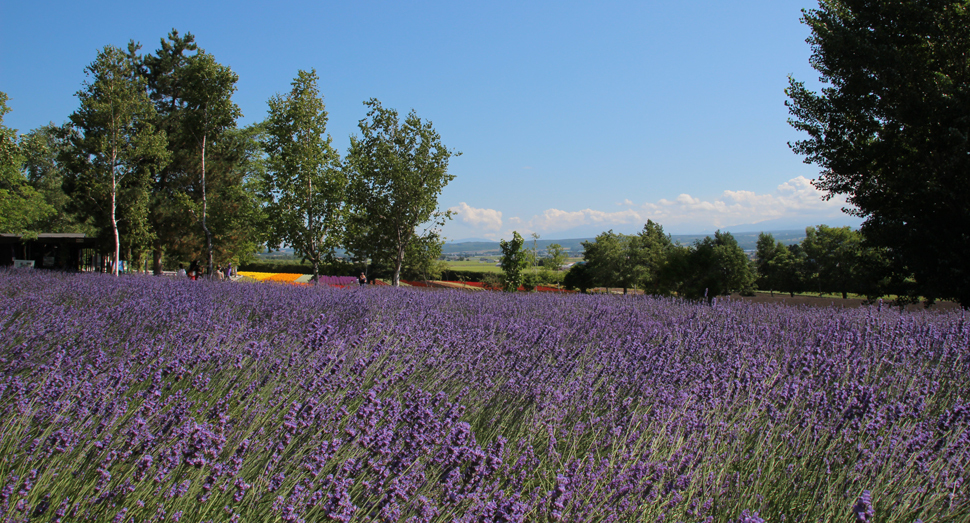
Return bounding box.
[443,260,505,273]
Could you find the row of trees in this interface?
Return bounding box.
[560,221,754,300]
[553,221,907,303]
[755,226,891,301]
[549,0,970,307]
[0,30,457,285]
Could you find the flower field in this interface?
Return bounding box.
[0,270,967,522]
[237,273,361,286]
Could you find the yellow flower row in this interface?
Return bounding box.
[238,271,303,283]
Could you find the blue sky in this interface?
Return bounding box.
[1,0,861,241]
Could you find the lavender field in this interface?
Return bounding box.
[0,271,967,522]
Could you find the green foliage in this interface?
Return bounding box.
[786,0,970,307]
[767,243,810,298]
[480,272,502,290]
[545,242,567,271]
[678,230,755,301]
[756,227,894,301]
[537,268,564,286]
[580,222,675,294]
[18,123,91,234]
[801,225,863,299]
[204,125,268,268]
[400,233,447,281]
[754,232,784,294]
[627,220,675,294]
[581,230,631,291]
[262,69,345,281]
[563,262,594,293]
[499,231,528,292]
[521,271,540,292]
[140,30,200,273]
[0,92,54,237]
[344,99,459,286]
[134,30,258,274]
[60,47,169,275]
[178,48,241,274]
[439,268,501,283]
[238,258,355,275]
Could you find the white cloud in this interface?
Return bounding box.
[447,202,503,231]
[513,207,645,234]
[640,176,853,229]
[500,176,855,236]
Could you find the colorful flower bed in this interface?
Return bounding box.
[239,272,360,287]
[0,270,967,522]
[238,270,296,282]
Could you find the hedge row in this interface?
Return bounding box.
[238,260,358,275]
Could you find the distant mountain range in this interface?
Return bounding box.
[441,229,809,255]
[257,228,816,260]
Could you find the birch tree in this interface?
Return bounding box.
[179,50,240,276]
[262,69,345,281]
[62,46,168,275]
[344,99,459,286]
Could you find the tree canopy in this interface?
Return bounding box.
[0,92,54,237]
[344,99,459,286]
[61,46,169,275]
[678,231,755,301]
[500,231,528,292]
[786,0,970,306]
[262,69,345,281]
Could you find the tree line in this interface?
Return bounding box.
[0,30,456,286]
[553,221,753,300]
[534,221,911,304]
[5,0,969,305]
[501,0,970,310]
[546,0,968,308]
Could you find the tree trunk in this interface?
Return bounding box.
[111,150,120,277]
[393,244,405,287]
[153,240,164,275]
[200,134,215,276]
[392,227,407,287]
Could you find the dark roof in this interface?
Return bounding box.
[0,233,87,239]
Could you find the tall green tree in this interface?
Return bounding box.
[139,32,259,273]
[679,231,755,301]
[19,123,90,234]
[627,220,675,294]
[582,230,633,293]
[754,232,787,296]
[61,47,169,275]
[563,262,594,293]
[140,30,199,273]
[500,231,528,292]
[179,49,241,275]
[344,99,459,286]
[545,243,567,271]
[767,244,809,298]
[262,69,346,282]
[204,125,267,269]
[400,233,447,281]
[786,0,970,306]
[801,225,863,299]
[0,92,54,237]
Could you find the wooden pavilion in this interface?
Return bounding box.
[0,233,99,271]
